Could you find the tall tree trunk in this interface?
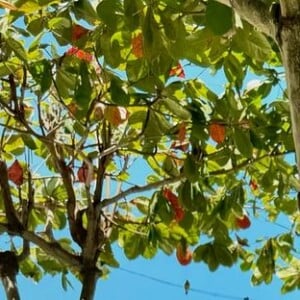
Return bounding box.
[80,267,99,300]
[279,1,300,177]
[0,251,20,300]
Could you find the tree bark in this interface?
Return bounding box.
[279,0,300,178]
[0,251,20,300]
[1,277,20,300]
[80,267,99,300]
[216,0,276,37]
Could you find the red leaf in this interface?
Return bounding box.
[169,63,185,78]
[72,24,89,42]
[77,162,94,184]
[8,160,23,186]
[131,33,144,58]
[250,179,258,191]
[208,123,226,144]
[66,47,93,62]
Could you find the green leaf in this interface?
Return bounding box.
[74,0,98,24]
[29,59,52,94]
[206,1,233,35]
[96,0,123,29]
[123,233,145,259]
[162,98,191,120]
[19,257,43,282]
[110,78,130,105]
[56,69,76,98]
[224,54,244,89]
[162,156,180,177]
[214,244,234,267]
[48,17,71,31]
[61,272,73,291]
[16,0,40,13]
[124,0,140,30]
[100,241,120,267]
[233,128,253,158]
[233,28,273,62]
[21,134,37,150]
[74,63,93,111]
[183,155,200,183]
[6,37,27,61]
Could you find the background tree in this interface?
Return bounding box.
[0,0,299,299]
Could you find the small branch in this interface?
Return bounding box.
[55,156,86,248]
[100,176,183,208]
[209,150,292,176]
[8,74,18,111]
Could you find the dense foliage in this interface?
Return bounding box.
[0,0,299,298]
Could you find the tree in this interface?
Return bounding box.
[0,0,299,299]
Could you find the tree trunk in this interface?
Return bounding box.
[80,267,99,300]
[279,2,300,177]
[1,276,20,300]
[0,251,20,300]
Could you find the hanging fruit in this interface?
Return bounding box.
[176,243,192,266]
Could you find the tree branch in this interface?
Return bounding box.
[99,176,183,208]
[216,0,276,38]
[0,223,82,272]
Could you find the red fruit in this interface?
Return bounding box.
[176,244,192,266]
[163,188,185,222]
[8,160,23,186]
[209,123,226,144]
[71,24,89,41]
[236,214,251,229]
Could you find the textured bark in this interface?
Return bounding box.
[0,251,20,300]
[279,0,300,177]
[216,0,276,37]
[80,267,99,300]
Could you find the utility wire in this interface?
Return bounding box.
[118,267,251,300]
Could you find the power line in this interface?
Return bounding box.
[118,267,251,300]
